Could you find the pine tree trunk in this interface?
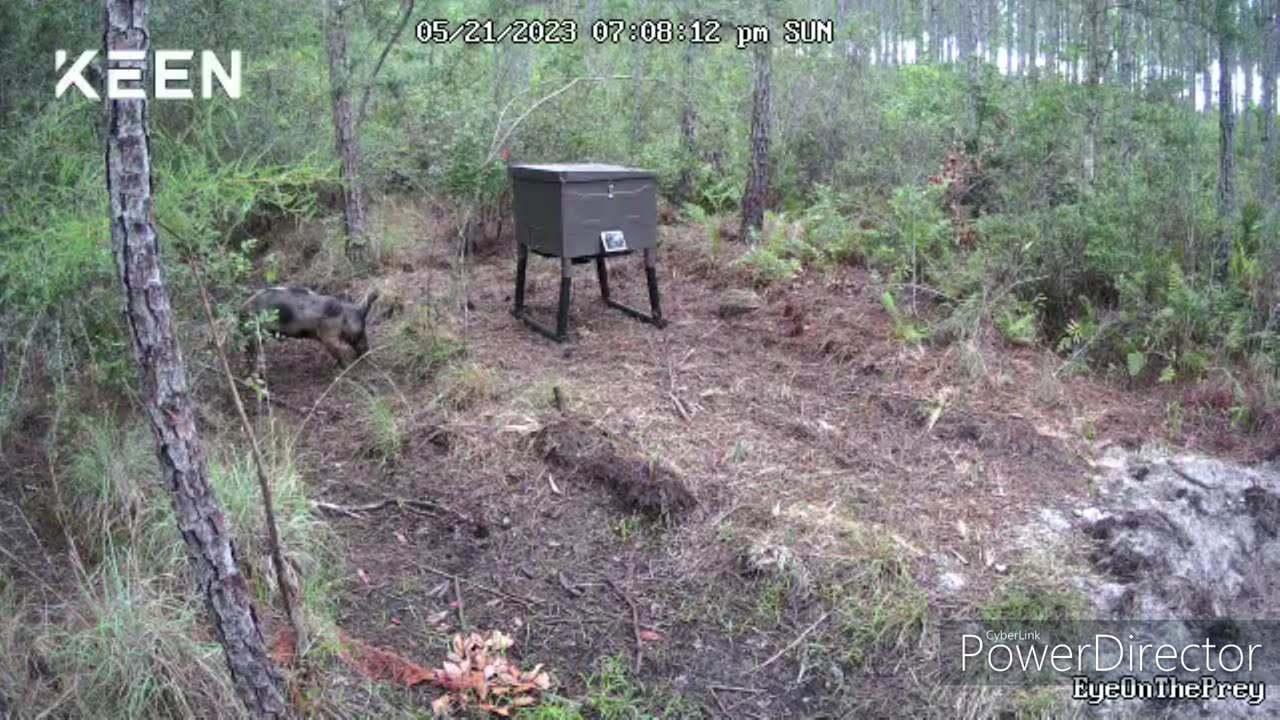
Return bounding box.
[1029,0,1039,78]
[673,39,698,206]
[1047,0,1059,77]
[326,0,367,261]
[1243,32,1254,154]
[1262,0,1279,206]
[1188,0,1199,108]
[966,0,983,148]
[104,1,287,716]
[1083,0,1105,189]
[931,0,943,61]
[1204,36,1215,112]
[631,42,649,151]
[1018,0,1026,76]
[1006,0,1015,74]
[739,42,772,241]
[1121,4,1134,157]
[1147,12,1159,93]
[1217,23,1237,280]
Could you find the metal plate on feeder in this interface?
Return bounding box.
[600,230,627,253]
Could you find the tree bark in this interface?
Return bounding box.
[1006,0,1015,73]
[1121,3,1134,157]
[1182,0,1192,107]
[673,38,698,206]
[1217,6,1237,280]
[1204,34,1215,112]
[1147,11,1159,92]
[1028,0,1039,78]
[1083,0,1107,189]
[1243,44,1253,155]
[965,0,983,148]
[931,0,943,62]
[740,42,772,242]
[104,1,287,716]
[1262,0,1278,206]
[325,0,367,261]
[1047,0,1059,77]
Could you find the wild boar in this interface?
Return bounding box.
[242,287,379,367]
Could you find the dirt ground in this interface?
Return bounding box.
[224,202,1274,718]
[3,200,1272,719]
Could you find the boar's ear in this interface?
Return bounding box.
[361,290,380,319]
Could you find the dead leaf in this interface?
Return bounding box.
[638,630,660,642]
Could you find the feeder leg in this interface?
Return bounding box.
[596,256,610,301]
[644,248,664,326]
[513,243,528,315]
[556,255,572,340]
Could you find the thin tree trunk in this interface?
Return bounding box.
[326,0,367,261]
[1147,11,1159,93]
[674,39,698,206]
[1243,27,1254,154]
[1217,14,1237,280]
[1007,0,1015,73]
[1018,0,1026,76]
[1189,0,1200,108]
[1262,0,1279,205]
[919,0,927,63]
[740,42,772,241]
[104,0,287,716]
[1204,35,1215,112]
[1029,0,1039,78]
[1121,3,1134,158]
[1047,0,1059,76]
[1084,0,1106,189]
[965,0,983,148]
[631,43,649,151]
[931,0,943,61]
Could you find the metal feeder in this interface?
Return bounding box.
[509,163,666,342]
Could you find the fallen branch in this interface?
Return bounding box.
[669,392,693,422]
[747,611,831,675]
[415,563,543,609]
[708,684,764,695]
[606,579,644,675]
[453,574,467,631]
[310,495,473,526]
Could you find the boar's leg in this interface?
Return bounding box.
[317,329,351,368]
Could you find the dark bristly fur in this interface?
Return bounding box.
[243,286,379,367]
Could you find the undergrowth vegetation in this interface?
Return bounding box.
[2,0,1279,716]
[1,409,335,719]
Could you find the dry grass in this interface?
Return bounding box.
[6,204,1264,718]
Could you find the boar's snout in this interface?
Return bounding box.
[353,333,370,357]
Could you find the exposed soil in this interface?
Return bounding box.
[4,200,1275,718]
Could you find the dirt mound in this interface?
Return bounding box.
[532,416,696,522]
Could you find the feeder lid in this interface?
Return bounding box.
[508,163,655,183]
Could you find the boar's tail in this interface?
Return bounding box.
[361,290,380,318]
